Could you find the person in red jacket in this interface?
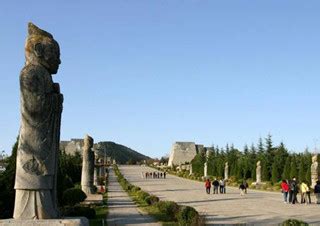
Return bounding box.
[205,179,211,194]
[281,179,289,203]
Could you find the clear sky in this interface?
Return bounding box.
[1,1,320,157]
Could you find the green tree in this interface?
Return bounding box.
[282,157,291,180]
[290,156,298,179]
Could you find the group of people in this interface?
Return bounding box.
[239,181,249,196]
[142,171,166,179]
[281,177,320,204]
[205,178,226,194]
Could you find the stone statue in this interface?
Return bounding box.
[81,135,95,194]
[189,164,193,175]
[14,23,62,219]
[311,154,318,188]
[256,161,261,184]
[224,162,228,180]
[204,162,208,177]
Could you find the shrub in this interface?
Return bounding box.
[145,195,159,205]
[137,190,149,200]
[281,219,308,226]
[62,188,87,206]
[177,206,199,225]
[63,206,96,219]
[132,186,141,192]
[156,201,180,221]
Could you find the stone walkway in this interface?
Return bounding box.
[120,165,320,225]
[107,167,160,226]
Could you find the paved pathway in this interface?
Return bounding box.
[120,165,320,225]
[107,167,160,226]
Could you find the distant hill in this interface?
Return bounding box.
[96,142,150,164]
[60,139,150,164]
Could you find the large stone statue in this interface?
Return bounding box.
[204,162,208,177]
[224,162,228,180]
[256,161,261,184]
[311,154,318,188]
[81,135,95,194]
[14,23,62,219]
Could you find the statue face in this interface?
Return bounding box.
[44,40,61,74]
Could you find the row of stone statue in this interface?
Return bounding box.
[201,154,319,188]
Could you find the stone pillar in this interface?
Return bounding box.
[94,166,99,186]
[224,162,229,180]
[204,162,208,177]
[256,161,261,184]
[311,154,318,188]
[189,164,193,175]
[81,135,95,194]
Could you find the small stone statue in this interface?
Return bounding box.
[256,161,261,184]
[81,135,95,194]
[189,164,193,175]
[14,23,62,219]
[224,162,229,180]
[311,154,318,188]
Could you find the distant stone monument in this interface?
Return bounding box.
[13,23,63,219]
[168,142,197,167]
[204,162,208,177]
[256,161,261,184]
[224,162,229,180]
[81,135,95,194]
[311,154,318,188]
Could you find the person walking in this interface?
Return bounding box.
[314,180,320,204]
[244,180,249,194]
[239,183,246,196]
[205,179,211,194]
[281,179,289,203]
[289,177,298,204]
[300,181,309,204]
[219,179,225,194]
[212,178,219,194]
[164,171,166,179]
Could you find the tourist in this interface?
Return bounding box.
[164,171,166,179]
[239,183,246,196]
[306,182,311,204]
[300,181,310,204]
[244,180,249,194]
[314,181,320,204]
[212,178,219,194]
[160,172,163,178]
[219,179,225,194]
[289,177,298,204]
[205,178,211,194]
[280,179,289,203]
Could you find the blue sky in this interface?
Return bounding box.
[1,1,320,157]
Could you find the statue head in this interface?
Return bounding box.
[257,161,261,166]
[84,135,94,150]
[25,23,61,74]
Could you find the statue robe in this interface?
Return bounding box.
[14,64,63,219]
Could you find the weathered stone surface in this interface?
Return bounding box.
[14,22,62,219]
[224,162,228,180]
[256,161,261,184]
[0,218,89,226]
[168,142,197,167]
[81,135,95,195]
[311,154,318,188]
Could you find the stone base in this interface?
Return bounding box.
[82,194,103,205]
[0,217,89,226]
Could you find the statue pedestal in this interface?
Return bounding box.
[82,194,103,205]
[0,217,89,226]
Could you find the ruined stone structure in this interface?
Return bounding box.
[311,154,318,188]
[204,162,208,177]
[168,142,209,167]
[81,135,95,195]
[14,23,62,219]
[60,139,84,155]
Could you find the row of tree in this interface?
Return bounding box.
[191,134,316,184]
